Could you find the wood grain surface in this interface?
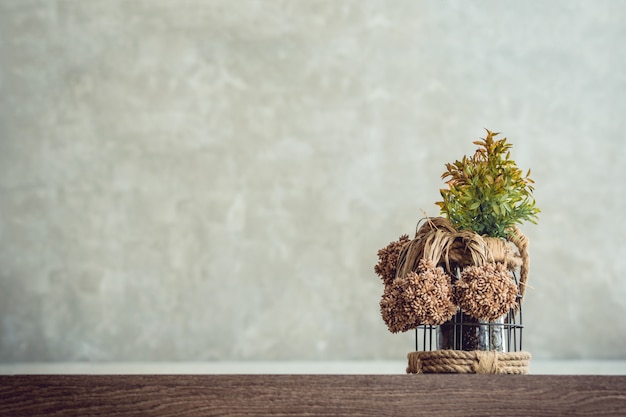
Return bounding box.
[1,374,625,416]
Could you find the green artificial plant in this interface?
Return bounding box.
[435,129,539,238]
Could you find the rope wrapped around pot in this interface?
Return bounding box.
[406,350,531,374]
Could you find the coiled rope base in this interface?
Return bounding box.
[407,350,531,374]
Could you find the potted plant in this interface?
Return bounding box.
[375,130,539,374]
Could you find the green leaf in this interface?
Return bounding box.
[435,129,540,237]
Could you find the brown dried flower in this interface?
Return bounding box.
[380,259,456,333]
[374,234,410,286]
[455,262,518,322]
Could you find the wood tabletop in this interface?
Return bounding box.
[1,374,625,416]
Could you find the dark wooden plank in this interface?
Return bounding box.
[1,375,625,417]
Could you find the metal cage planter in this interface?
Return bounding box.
[377,217,532,374]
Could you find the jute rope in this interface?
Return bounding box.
[506,226,530,300]
[406,350,531,374]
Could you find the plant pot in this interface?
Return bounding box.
[438,312,506,352]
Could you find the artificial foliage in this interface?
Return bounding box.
[455,262,519,322]
[374,234,410,286]
[375,130,536,339]
[435,129,540,238]
[379,259,456,333]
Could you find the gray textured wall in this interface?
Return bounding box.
[1,0,625,362]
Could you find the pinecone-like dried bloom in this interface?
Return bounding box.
[380,259,456,333]
[374,234,410,286]
[455,262,519,322]
[380,279,414,333]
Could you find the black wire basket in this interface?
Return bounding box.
[414,270,524,353]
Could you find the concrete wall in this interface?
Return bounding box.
[1,0,625,362]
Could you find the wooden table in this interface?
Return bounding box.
[1,374,625,416]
